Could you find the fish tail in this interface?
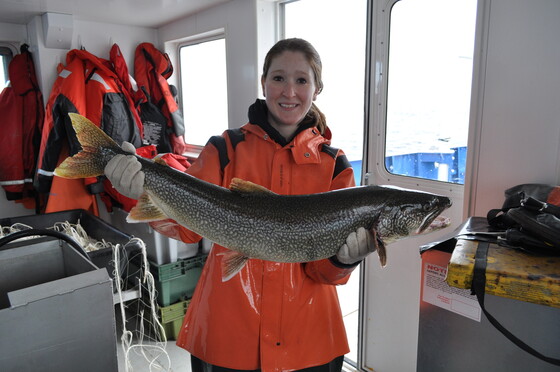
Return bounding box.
[54,113,122,179]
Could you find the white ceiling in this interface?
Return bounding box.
[0,0,232,28]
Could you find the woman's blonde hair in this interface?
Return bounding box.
[262,38,327,135]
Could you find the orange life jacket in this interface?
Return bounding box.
[36,49,144,214]
[134,42,188,154]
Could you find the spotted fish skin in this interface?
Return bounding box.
[55,114,452,277]
[142,168,451,265]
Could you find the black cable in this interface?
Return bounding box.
[0,228,90,259]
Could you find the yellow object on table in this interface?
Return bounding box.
[446,239,560,308]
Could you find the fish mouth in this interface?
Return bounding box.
[417,209,451,234]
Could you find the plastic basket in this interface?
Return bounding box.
[0,209,142,279]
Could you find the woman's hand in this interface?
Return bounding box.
[104,142,145,200]
[336,227,377,265]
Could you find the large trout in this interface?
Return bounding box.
[55,114,452,280]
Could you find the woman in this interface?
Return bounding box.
[106,38,376,371]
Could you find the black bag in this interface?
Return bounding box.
[472,184,560,366]
[487,183,560,254]
[137,87,173,154]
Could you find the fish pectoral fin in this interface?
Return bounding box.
[218,250,250,282]
[371,228,387,267]
[229,178,276,195]
[127,193,168,223]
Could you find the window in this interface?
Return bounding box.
[0,46,14,91]
[282,0,367,186]
[385,0,477,184]
[179,37,228,147]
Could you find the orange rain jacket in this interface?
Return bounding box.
[168,100,359,371]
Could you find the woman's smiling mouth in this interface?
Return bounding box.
[280,103,298,109]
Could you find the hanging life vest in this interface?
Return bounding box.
[0,44,44,203]
[134,42,187,154]
[36,48,144,215]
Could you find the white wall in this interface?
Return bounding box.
[0,22,27,45]
[158,0,277,128]
[465,0,560,216]
[26,16,157,98]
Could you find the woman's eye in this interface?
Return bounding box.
[272,75,284,82]
[297,78,308,84]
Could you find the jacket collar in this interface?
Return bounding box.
[248,99,317,147]
[245,100,329,165]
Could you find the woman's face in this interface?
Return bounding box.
[261,51,318,138]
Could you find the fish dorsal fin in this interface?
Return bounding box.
[154,157,168,166]
[127,193,168,223]
[218,250,250,282]
[229,178,276,195]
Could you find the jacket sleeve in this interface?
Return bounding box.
[37,95,82,193]
[304,149,360,285]
[149,137,225,243]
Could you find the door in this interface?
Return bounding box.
[360,0,478,370]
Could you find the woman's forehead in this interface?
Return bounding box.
[267,51,312,74]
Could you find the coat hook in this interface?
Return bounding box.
[77,34,85,50]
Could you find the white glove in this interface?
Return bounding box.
[104,142,145,200]
[336,227,377,265]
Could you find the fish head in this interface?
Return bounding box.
[373,186,452,244]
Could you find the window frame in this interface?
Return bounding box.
[383,0,475,186]
[365,0,469,195]
[177,30,228,157]
[0,44,16,89]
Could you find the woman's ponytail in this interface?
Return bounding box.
[309,103,327,135]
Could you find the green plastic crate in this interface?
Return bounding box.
[128,298,191,341]
[129,254,207,306]
[160,298,191,322]
[160,299,190,341]
[153,255,206,306]
[151,254,207,282]
[161,317,184,341]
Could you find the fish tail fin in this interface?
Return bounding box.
[54,113,121,179]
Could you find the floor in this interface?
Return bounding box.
[115,304,192,372]
[116,339,191,372]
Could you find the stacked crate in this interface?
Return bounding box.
[130,250,207,340]
[110,207,210,340]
